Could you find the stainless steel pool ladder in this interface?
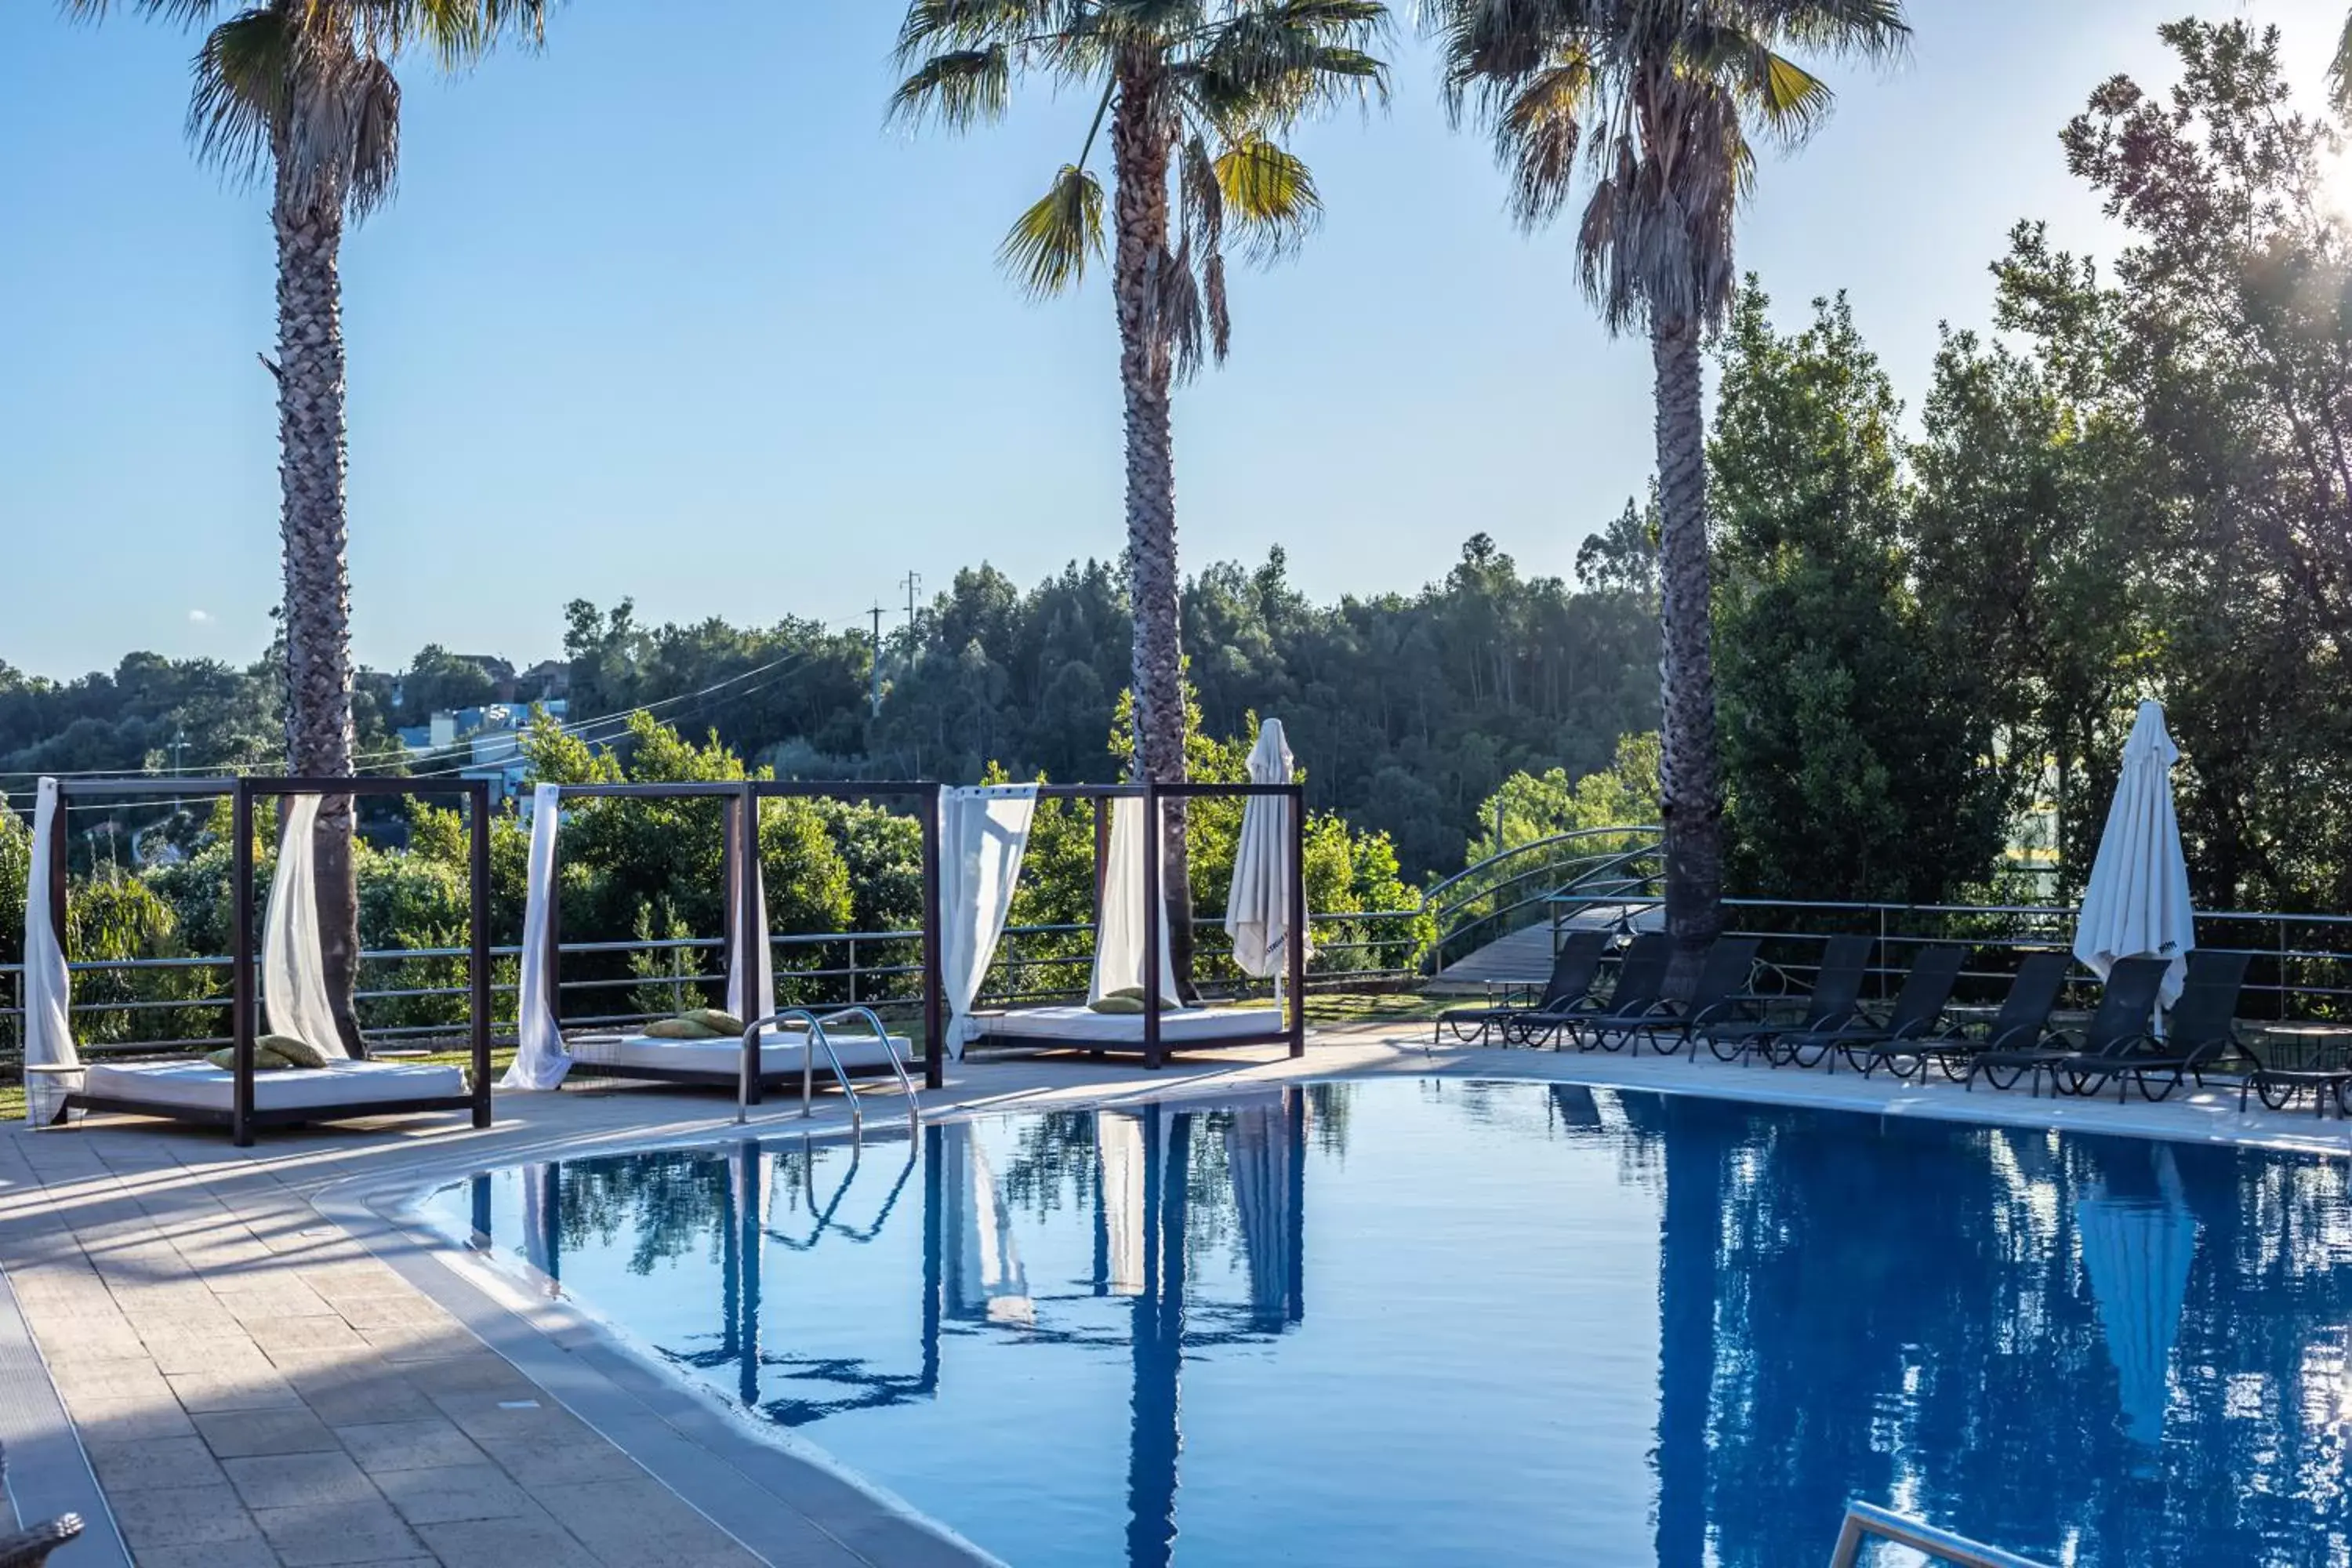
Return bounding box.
[1828,1502,2049,1568]
[735,1009,844,1127]
[815,1006,921,1135]
[735,1007,921,1136]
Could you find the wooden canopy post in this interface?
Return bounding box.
[467,779,493,1128]
[920,784,946,1091]
[230,781,256,1148]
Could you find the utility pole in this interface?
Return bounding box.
[901,572,923,653]
[867,604,885,719]
[171,725,187,820]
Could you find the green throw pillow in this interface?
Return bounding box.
[1098,985,1178,1012]
[259,1033,330,1069]
[682,1008,746,1035]
[207,1044,293,1071]
[645,1017,723,1040]
[1089,995,1145,1015]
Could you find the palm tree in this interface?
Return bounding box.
[73,0,543,1046]
[1429,0,1906,976]
[892,0,1387,987]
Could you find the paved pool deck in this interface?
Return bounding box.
[1,1024,2346,1566]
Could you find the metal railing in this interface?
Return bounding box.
[1421,826,1662,971]
[1544,890,2352,1019]
[0,906,1432,1065]
[1828,1502,2048,1568]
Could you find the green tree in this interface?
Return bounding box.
[72,0,546,1051]
[891,0,1390,991]
[1430,0,1907,976]
[1708,283,2003,902]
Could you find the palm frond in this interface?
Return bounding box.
[997,163,1106,296]
[1157,235,1207,381]
[1178,131,1226,257]
[189,6,292,191]
[1747,0,1908,63]
[1213,135,1320,260]
[890,45,1014,128]
[895,0,1070,60]
[1495,49,1591,227]
[1203,247,1231,361]
[2334,7,2352,122]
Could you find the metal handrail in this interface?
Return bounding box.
[732,1009,846,1128]
[1828,1502,2049,1568]
[816,1004,920,1136]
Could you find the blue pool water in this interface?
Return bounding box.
[423,1080,2352,1566]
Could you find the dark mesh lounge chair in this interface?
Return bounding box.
[1545,933,1673,1051]
[1893,950,2070,1083]
[1704,935,1874,1064]
[1769,946,1965,1071]
[1434,930,1611,1047]
[1626,937,1764,1057]
[1967,955,2169,1097]
[2052,949,2249,1103]
[0,1443,81,1566]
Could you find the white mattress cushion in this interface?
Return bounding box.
[78,1058,469,1113]
[571,1032,912,1075]
[969,1004,1283,1044]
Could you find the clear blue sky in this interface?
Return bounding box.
[2,0,2342,681]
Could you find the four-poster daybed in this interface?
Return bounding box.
[502,779,947,1099]
[949,761,1309,1071]
[25,775,494,1146]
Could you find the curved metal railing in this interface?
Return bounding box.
[817,1004,921,1136]
[1827,1502,2049,1568]
[734,1009,857,1129]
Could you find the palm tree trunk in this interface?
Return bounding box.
[1650,316,1724,989]
[1109,63,1198,997]
[275,176,365,1055]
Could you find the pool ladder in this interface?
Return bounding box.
[1828,1503,2049,1568]
[735,1007,921,1137]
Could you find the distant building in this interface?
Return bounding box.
[402,698,579,802]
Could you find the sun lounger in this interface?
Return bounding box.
[1768,945,1965,1072]
[1966,955,2169,1096]
[1702,935,1872,1063]
[1544,934,1673,1051]
[2051,949,2249,1102]
[1435,930,1610,1047]
[1623,937,1764,1057]
[1887,950,2069,1082]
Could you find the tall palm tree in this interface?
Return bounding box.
[893,0,1387,986]
[1430,0,1906,976]
[73,0,543,1046]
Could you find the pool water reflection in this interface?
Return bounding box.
[427,1082,2352,1566]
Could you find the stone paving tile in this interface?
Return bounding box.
[252,1497,426,1566]
[532,1476,768,1568]
[168,1367,306,1413]
[294,1370,444,1428]
[131,1538,285,1568]
[221,1450,381,1511]
[372,1465,539,1526]
[108,1479,266,1549]
[337,1417,485,1474]
[83,1433,228,1492]
[63,1392,199,1443]
[412,1513,596,1568]
[194,1407,347,1457]
[472,1432,645,1489]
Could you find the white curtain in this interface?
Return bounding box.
[23,779,77,1125]
[1225,718,1312,981]
[1089,796,1181,1004]
[501,785,571,1090]
[263,794,350,1057]
[1097,1110,1148,1298]
[726,797,775,1029]
[942,1121,1033,1326]
[2074,699,2197,1012]
[940,784,1038,1057]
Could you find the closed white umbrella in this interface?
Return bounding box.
[1225,718,1311,981]
[2074,700,2196,1013]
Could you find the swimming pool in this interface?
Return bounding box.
[423,1080,2352,1566]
